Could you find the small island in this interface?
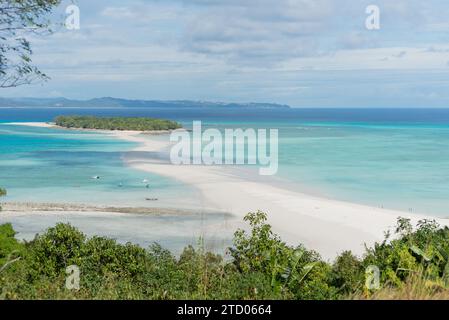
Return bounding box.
[54,115,182,131]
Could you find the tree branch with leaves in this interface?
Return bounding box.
[0,0,61,88]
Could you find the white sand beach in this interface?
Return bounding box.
[6,122,449,260]
[6,122,56,128]
[118,131,449,260]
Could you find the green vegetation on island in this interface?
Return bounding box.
[54,115,182,131]
[1,211,449,300]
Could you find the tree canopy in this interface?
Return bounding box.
[0,0,61,88]
[54,115,183,131]
[1,212,449,299]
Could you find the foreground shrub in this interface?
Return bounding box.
[331,251,364,294]
[362,218,449,290]
[1,212,449,299]
[231,211,336,299]
[27,223,85,279]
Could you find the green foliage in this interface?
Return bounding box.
[1,213,449,299]
[331,251,364,294]
[0,0,61,88]
[27,223,86,279]
[0,223,25,298]
[231,211,335,299]
[0,223,24,267]
[362,218,449,290]
[54,115,182,131]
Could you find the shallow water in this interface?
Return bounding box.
[2,107,449,252]
[277,123,449,216]
[0,212,236,255]
[0,123,200,209]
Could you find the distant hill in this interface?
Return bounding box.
[0,97,291,109]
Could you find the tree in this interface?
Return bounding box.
[0,0,61,88]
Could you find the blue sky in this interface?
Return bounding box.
[4,0,449,107]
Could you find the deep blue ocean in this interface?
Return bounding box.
[3,107,449,124]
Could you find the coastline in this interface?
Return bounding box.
[5,121,184,135]
[5,122,449,260]
[116,130,449,260]
[0,201,213,216]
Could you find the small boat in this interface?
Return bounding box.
[142,179,149,183]
[92,176,100,180]
[145,198,158,201]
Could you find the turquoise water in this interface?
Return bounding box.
[180,120,449,217]
[2,108,449,218]
[0,122,200,208]
[277,123,449,216]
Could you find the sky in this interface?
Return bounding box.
[3,0,449,107]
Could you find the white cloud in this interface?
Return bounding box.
[180,0,335,63]
[279,46,449,71]
[7,0,449,107]
[100,2,182,22]
[101,7,135,18]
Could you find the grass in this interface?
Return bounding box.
[354,273,449,300]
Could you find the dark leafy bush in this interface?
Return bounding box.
[362,218,449,289]
[231,211,335,299]
[1,213,449,299]
[27,223,85,279]
[331,251,364,294]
